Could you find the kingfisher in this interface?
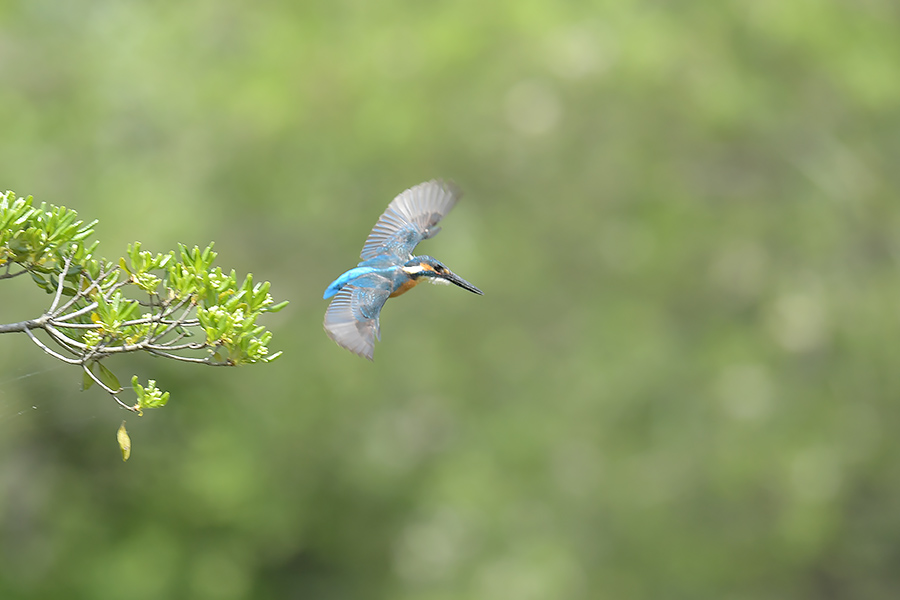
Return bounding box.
[323,179,483,360]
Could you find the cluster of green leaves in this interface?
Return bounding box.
[0,191,98,288]
[0,190,287,422]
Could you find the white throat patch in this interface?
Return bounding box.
[402,264,427,275]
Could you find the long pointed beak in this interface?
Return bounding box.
[444,271,484,295]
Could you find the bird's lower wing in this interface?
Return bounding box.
[323,285,391,361]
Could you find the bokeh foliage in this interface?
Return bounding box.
[2,1,899,599]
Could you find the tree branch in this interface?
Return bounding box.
[1,190,286,428]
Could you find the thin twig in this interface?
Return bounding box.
[150,298,197,340]
[48,251,75,314]
[44,324,89,353]
[117,315,199,328]
[146,342,207,351]
[113,395,139,411]
[81,362,121,393]
[146,349,215,364]
[54,300,98,322]
[151,329,190,346]
[23,327,82,365]
[46,321,102,330]
[0,269,28,280]
[51,279,88,317]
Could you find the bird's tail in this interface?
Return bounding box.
[323,280,344,299]
[323,266,377,299]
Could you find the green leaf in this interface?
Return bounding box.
[268,300,289,313]
[82,367,95,391]
[29,271,50,291]
[96,362,121,391]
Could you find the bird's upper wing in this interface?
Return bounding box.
[323,277,392,361]
[359,180,462,261]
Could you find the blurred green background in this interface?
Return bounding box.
[2,1,899,598]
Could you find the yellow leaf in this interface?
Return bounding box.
[117,421,131,462]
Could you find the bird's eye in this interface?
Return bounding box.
[434,265,444,273]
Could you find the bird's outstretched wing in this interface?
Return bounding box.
[359,180,462,261]
[323,280,391,361]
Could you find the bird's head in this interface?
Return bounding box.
[402,256,483,295]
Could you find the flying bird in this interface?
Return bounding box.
[323,180,483,360]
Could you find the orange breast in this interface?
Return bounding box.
[390,278,420,298]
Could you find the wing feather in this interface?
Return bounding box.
[323,283,391,361]
[360,180,462,261]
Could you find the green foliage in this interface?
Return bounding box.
[0,194,98,290]
[0,190,286,417]
[131,376,170,414]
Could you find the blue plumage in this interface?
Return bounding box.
[322,266,378,299]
